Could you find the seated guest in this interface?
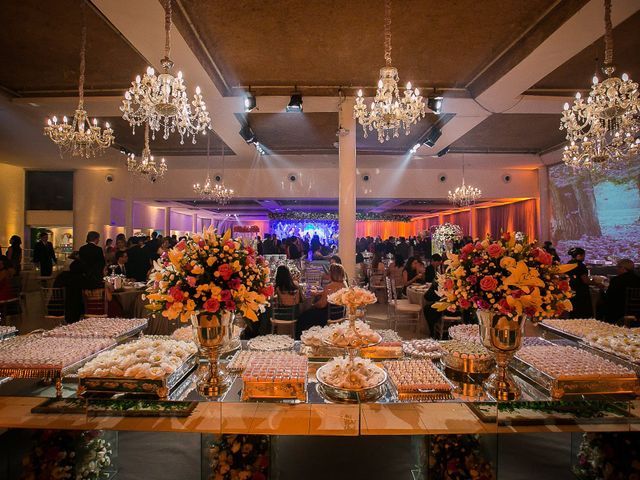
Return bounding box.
[112,250,129,277]
[424,254,443,283]
[604,259,640,323]
[296,264,347,337]
[52,259,86,323]
[387,254,405,295]
[402,256,424,294]
[275,265,303,306]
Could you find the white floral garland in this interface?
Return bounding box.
[432,223,463,252]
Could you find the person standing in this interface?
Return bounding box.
[567,247,601,318]
[126,237,150,282]
[6,235,22,275]
[604,259,640,323]
[79,231,106,288]
[33,232,56,277]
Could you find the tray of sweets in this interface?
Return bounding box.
[512,345,639,399]
[440,340,494,374]
[315,357,387,403]
[44,317,148,342]
[299,344,344,361]
[361,343,403,360]
[383,359,455,401]
[241,352,307,401]
[79,354,198,399]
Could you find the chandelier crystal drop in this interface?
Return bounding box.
[127,122,167,183]
[193,136,234,205]
[353,0,426,143]
[121,0,211,144]
[44,1,114,157]
[448,156,482,207]
[560,0,639,173]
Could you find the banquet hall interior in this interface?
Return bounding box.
[0,0,639,478]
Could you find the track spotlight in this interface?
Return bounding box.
[423,127,442,147]
[436,145,450,157]
[244,92,256,112]
[409,143,421,154]
[255,142,266,155]
[239,124,257,143]
[286,94,303,112]
[427,95,443,114]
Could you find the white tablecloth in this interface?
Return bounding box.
[406,284,431,308]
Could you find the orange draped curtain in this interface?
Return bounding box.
[356,221,413,238]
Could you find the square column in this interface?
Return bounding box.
[338,98,357,281]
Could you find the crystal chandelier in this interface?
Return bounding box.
[194,137,234,205]
[354,0,425,143]
[560,0,639,173]
[127,122,167,183]
[448,155,481,207]
[44,1,114,157]
[121,0,211,144]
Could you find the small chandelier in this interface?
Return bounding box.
[44,0,114,157]
[560,0,639,173]
[448,155,481,207]
[127,122,167,183]
[194,137,234,205]
[354,0,425,143]
[121,0,211,144]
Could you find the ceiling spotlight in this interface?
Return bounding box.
[423,127,442,147]
[239,124,257,143]
[427,95,444,114]
[255,142,266,155]
[436,145,450,157]
[244,92,256,112]
[409,143,421,154]
[286,94,303,112]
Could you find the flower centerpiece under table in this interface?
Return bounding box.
[433,232,576,400]
[145,227,272,397]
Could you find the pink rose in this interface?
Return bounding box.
[224,241,236,251]
[498,299,512,314]
[169,286,184,302]
[225,300,236,311]
[217,264,234,281]
[474,242,484,251]
[203,298,220,313]
[479,275,498,291]
[476,299,491,310]
[198,240,205,248]
[246,246,255,256]
[473,257,484,266]
[487,243,504,258]
[186,276,197,288]
[461,243,475,255]
[467,275,478,285]
[261,285,274,297]
[228,278,242,291]
[175,240,186,251]
[459,298,471,309]
[220,290,232,302]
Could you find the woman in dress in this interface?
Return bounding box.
[567,247,601,318]
[296,264,347,337]
[275,265,303,307]
[387,254,405,294]
[5,235,22,275]
[402,256,424,294]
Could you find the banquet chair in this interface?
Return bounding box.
[386,277,421,331]
[624,287,640,325]
[41,287,65,327]
[368,271,387,303]
[327,304,346,325]
[270,304,299,338]
[435,315,463,340]
[304,267,324,288]
[82,288,108,318]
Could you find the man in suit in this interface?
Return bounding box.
[126,236,150,282]
[33,232,56,276]
[79,231,106,288]
[113,250,129,277]
[424,254,443,283]
[604,259,640,323]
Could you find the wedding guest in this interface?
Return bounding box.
[275,265,303,307]
[157,237,170,258]
[424,254,443,283]
[79,231,106,288]
[402,256,424,294]
[104,238,116,265]
[6,235,22,275]
[262,233,275,255]
[387,254,405,293]
[126,237,150,282]
[543,241,561,263]
[296,264,347,337]
[256,236,264,256]
[112,250,129,277]
[0,256,16,302]
[567,247,601,318]
[604,259,640,323]
[52,259,85,323]
[396,237,410,260]
[33,232,56,276]
[370,252,385,275]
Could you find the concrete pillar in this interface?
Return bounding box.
[338,98,357,281]
[164,207,171,236]
[537,165,551,241]
[192,213,198,235]
[0,163,25,249]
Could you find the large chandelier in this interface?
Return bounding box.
[354,0,425,143]
[44,1,114,157]
[193,138,234,205]
[448,155,481,207]
[560,0,639,173]
[127,122,167,183]
[121,0,211,144]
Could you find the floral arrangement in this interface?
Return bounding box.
[432,223,463,252]
[327,286,377,313]
[574,432,640,479]
[21,430,113,480]
[433,232,575,319]
[206,434,269,480]
[427,434,494,480]
[146,227,272,322]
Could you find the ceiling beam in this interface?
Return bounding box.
[90,0,255,159]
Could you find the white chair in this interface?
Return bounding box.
[304,267,324,289]
[41,287,65,327]
[270,304,298,338]
[385,276,421,331]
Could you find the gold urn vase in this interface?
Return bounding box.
[192,311,232,397]
[477,310,526,401]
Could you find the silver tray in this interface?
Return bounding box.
[315,363,387,403]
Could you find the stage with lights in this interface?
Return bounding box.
[270,220,338,245]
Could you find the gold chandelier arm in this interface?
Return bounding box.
[384,0,392,67]
[144,121,150,151]
[603,0,613,69]
[164,0,172,61]
[78,0,87,107]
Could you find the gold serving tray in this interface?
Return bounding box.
[361,344,403,360]
[315,363,388,403]
[441,351,494,374]
[78,354,198,399]
[241,378,307,402]
[511,356,639,399]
